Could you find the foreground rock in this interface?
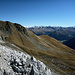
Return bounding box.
[0,39,52,75]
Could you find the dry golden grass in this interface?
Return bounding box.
[7,31,75,74]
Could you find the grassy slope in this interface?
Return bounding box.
[0,21,75,75]
[7,30,75,75]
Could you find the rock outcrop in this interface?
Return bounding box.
[0,38,52,75]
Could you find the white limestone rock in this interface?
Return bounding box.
[0,39,52,75]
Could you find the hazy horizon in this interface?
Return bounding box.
[24,25,75,28]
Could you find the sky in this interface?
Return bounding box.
[0,0,75,27]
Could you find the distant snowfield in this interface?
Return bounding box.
[0,38,52,75]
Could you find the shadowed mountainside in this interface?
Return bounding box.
[28,26,75,41]
[0,21,75,75]
[63,37,75,50]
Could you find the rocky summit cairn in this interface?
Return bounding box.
[0,38,52,75]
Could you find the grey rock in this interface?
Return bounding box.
[0,38,52,75]
[0,70,3,75]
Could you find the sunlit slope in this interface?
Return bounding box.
[0,21,75,75]
[39,35,75,74]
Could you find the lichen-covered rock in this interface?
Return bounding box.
[0,39,52,75]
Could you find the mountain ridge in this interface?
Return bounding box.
[0,21,75,75]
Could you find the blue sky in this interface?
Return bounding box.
[0,0,75,27]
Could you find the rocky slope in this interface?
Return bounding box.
[0,21,75,75]
[0,37,51,75]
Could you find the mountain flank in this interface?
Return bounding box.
[63,37,75,50]
[0,21,75,75]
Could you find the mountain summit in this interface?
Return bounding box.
[0,21,75,75]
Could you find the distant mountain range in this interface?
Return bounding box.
[63,37,75,50]
[0,21,75,75]
[27,26,75,41]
